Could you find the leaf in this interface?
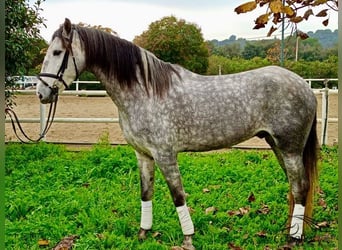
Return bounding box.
[318,197,327,208]
[316,9,328,17]
[290,16,304,23]
[272,13,282,24]
[171,246,183,250]
[248,192,255,202]
[38,239,50,247]
[253,23,266,29]
[52,235,79,250]
[270,0,283,13]
[283,6,295,17]
[255,13,270,25]
[267,26,278,37]
[256,230,267,238]
[257,204,270,214]
[317,221,329,228]
[228,206,250,216]
[322,18,329,26]
[303,9,314,20]
[228,242,243,250]
[312,0,327,6]
[297,32,309,40]
[152,231,162,238]
[235,1,257,14]
[309,233,332,243]
[205,206,218,215]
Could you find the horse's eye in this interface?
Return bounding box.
[53,50,62,56]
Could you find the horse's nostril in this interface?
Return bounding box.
[38,93,43,100]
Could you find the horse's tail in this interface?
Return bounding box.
[289,114,319,229]
[303,114,319,225]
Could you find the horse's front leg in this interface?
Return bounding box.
[156,157,195,250]
[135,151,155,240]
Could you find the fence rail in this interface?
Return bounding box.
[6,79,339,145]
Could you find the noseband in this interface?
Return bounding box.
[37,28,79,91]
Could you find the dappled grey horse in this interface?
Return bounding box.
[37,18,318,249]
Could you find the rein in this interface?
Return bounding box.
[6,28,79,143]
[5,88,59,143]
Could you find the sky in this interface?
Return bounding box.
[37,0,338,42]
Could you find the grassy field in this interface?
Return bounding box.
[5,141,338,249]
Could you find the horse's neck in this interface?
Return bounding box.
[91,67,144,111]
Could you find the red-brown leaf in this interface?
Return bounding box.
[52,235,79,250]
[253,23,266,29]
[312,0,328,6]
[316,9,328,17]
[248,192,256,202]
[228,242,243,250]
[267,26,278,36]
[290,16,304,23]
[256,230,267,238]
[303,9,314,20]
[322,18,329,26]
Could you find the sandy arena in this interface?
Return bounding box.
[5,93,338,148]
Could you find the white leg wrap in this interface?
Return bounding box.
[176,204,194,235]
[140,200,152,230]
[290,204,305,239]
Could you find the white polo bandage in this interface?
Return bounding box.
[290,204,305,239]
[140,200,153,230]
[176,204,194,235]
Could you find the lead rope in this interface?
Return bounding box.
[5,92,59,143]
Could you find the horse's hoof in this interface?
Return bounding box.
[181,235,195,250]
[287,236,303,246]
[138,228,150,241]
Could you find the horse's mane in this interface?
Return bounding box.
[53,25,180,98]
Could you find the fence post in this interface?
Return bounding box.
[40,103,46,141]
[321,81,329,146]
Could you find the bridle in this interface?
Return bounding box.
[37,28,79,90]
[6,28,79,143]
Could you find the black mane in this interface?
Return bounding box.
[53,25,180,97]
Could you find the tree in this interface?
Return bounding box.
[5,0,46,107]
[235,0,338,37]
[241,39,276,59]
[134,16,209,74]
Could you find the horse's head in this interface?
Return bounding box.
[37,18,85,103]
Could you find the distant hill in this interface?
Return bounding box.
[307,29,338,48]
[210,29,338,49]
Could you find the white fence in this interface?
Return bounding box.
[5,79,339,145]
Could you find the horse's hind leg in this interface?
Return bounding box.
[135,151,155,240]
[282,153,309,240]
[265,135,308,240]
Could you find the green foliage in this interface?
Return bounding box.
[5,144,337,249]
[134,16,209,74]
[207,55,271,75]
[207,54,337,87]
[5,0,46,107]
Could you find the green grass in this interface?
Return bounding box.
[5,142,338,249]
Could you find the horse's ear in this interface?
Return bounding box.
[62,18,72,37]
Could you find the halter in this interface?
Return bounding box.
[37,28,79,91]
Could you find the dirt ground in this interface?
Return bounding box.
[5,93,338,148]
